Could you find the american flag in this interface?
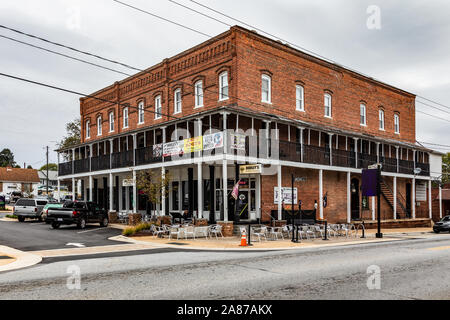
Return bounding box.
[231,180,240,200]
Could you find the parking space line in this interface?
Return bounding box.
[77,228,103,234]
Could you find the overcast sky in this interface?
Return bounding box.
[0,0,449,169]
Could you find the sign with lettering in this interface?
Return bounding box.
[122,179,135,187]
[153,143,163,158]
[240,164,262,174]
[203,132,223,151]
[230,133,246,151]
[274,187,298,205]
[184,136,203,153]
[163,141,184,157]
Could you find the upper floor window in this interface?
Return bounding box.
[360,103,367,126]
[394,114,400,134]
[379,109,385,130]
[123,107,129,128]
[296,85,304,111]
[85,120,90,139]
[195,81,203,107]
[109,112,114,132]
[138,101,145,124]
[97,116,102,136]
[174,89,182,114]
[155,95,162,119]
[219,72,229,101]
[261,74,271,103]
[324,93,332,118]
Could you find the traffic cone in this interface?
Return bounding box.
[240,232,247,247]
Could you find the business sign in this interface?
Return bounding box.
[416,182,427,201]
[184,136,203,153]
[122,179,135,187]
[274,187,298,205]
[163,141,184,157]
[240,164,262,175]
[203,132,223,151]
[230,133,246,151]
[153,143,163,157]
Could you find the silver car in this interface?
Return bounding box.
[13,198,48,222]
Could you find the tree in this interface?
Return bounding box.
[442,152,450,185]
[27,165,33,169]
[135,170,172,216]
[57,118,81,151]
[0,148,16,167]
[39,163,58,171]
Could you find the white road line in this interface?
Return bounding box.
[77,228,103,234]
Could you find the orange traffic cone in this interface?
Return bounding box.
[240,231,247,247]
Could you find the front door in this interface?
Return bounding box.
[237,190,249,220]
[351,178,360,220]
[406,183,412,218]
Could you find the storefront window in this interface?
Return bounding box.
[203,180,211,211]
[172,182,179,211]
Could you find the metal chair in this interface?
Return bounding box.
[252,226,268,242]
[168,226,183,240]
[269,227,284,240]
[194,226,209,239]
[184,226,195,239]
[209,225,223,239]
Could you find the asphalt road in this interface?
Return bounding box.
[2,234,450,299]
[0,219,124,251]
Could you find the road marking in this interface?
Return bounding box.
[66,243,85,248]
[427,245,450,251]
[77,228,103,234]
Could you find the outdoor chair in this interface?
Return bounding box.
[168,226,183,240]
[252,226,268,242]
[151,225,165,238]
[184,226,195,239]
[118,212,129,224]
[301,226,315,240]
[269,227,284,240]
[282,225,292,238]
[209,225,223,239]
[194,226,209,239]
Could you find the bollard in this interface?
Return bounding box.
[360,221,366,238]
[323,220,329,241]
[247,224,253,246]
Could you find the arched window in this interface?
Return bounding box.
[296,85,304,111]
[379,109,385,130]
[261,74,271,103]
[109,112,114,132]
[155,95,162,119]
[138,101,145,124]
[97,116,102,136]
[360,103,367,126]
[195,80,203,107]
[85,120,90,139]
[174,89,182,114]
[394,114,400,134]
[324,93,332,118]
[219,71,228,101]
[123,107,129,128]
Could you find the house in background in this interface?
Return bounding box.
[38,170,58,188]
[0,167,39,196]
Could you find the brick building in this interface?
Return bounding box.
[57,26,442,227]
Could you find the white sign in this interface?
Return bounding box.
[230,133,246,151]
[203,132,224,151]
[122,179,135,187]
[240,164,262,175]
[416,182,426,202]
[163,141,184,157]
[274,187,298,205]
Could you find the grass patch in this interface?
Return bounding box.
[122,222,154,236]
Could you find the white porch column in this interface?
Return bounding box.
[354,138,359,168]
[222,112,228,154]
[429,180,432,219]
[439,185,443,219]
[395,146,399,173]
[89,175,93,202]
[118,176,122,212]
[277,165,282,220]
[412,178,416,219]
[132,170,137,214]
[299,127,304,163]
[372,197,376,221]
[376,142,380,164]
[197,162,203,219]
[72,178,76,201]
[161,167,166,217]
[57,179,61,201]
[132,134,137,166]
[393,176,397,220]
[319,169,323,219]
[347,171,351,223]
[222,160,228,222]
[329,134,334,166]
[109,173,113,213]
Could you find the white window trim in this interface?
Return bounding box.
[394,114,400,134]
[360,104,367,126]
[123,107,129,129]
[219,72,229,101]
[85,120,90,139]
[155,96,162,120]
[109,112,114,133]
[174,89,182,114]
[194,80,204,108]
[296,85,305,112]
[379,109,385,131]
[324,93,332,118]
[138,102,145,125]
[261,74,272,104]
[97,116,102,136]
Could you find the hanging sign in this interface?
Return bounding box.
[163,141,184,157]
[153,143,163,157]
[183,136,203,153]
[274,187,298,204]
[240,164,262,174]
[230,133,246,151]
[203,132,224,151]
[122,179,135,187]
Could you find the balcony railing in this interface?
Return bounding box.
[358,153,377,169]
[334,149,355,168]
[91,154,111,171]
[59,162,72,176]
[135,147,162,166]
[279,140,302,162]
[74,158,90,174]
[303,144,330,166]
[416,162,430,176]
[381,157,397,173]
[112,150,134,169]
[399,159,414,175]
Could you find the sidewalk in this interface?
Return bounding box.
[0,246,42,273]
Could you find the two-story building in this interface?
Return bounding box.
[56,26,442,229]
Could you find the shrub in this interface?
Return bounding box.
[5,214,17,219]
[122,222,154,236]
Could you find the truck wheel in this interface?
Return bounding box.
[77,218,86,229]
[100,216,109,227]
[18,216,25,222]
[51,222,60,229]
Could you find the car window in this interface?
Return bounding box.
[36,201,47,206]
[63,202,86,209]
[442,216,450,222]
[15,199,35,206]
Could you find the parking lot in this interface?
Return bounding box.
[0,218,125,251]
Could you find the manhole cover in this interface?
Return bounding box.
[166,242,189,246]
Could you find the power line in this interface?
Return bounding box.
[0,24,142,72]
[416,110,450,123]
[0,34,132,77]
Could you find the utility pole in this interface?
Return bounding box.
[46,146,49,197]
[376,163,383,238]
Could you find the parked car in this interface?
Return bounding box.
[433,216,450,233]
[46,201,109,229]
[41,203,64,223]
[5,194,10,204]
[10,191,23,204]
[13,198,49,222]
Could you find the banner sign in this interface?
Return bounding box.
[163,141,184,157]
[153,143,163,157]
[274,187,298,205]
[240,164,262,175]
[203,132,223,151]
[230,133,246,151]
[362,169,378,197]
[184,136,203,153]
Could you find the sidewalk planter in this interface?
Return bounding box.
[217,221,234,237]
[194,218,208,227]
[108,211,118,224]
[128,213,142,226]
[274,220,287,227]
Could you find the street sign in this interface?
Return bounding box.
[294,177,307,182]
[368,163,382,169]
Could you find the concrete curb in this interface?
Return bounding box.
[0,245,42,273]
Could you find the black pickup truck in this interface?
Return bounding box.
[46,201,109,229]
